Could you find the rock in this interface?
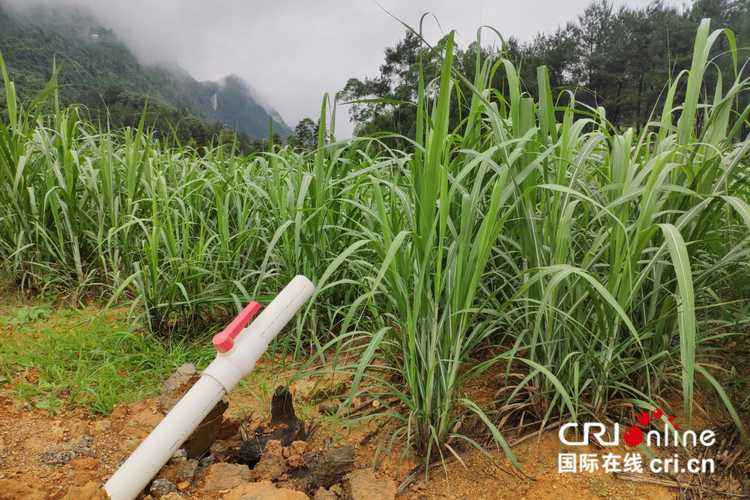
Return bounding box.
[155,465,180,485]
[252,439,289,481]
[121,408,162,441]
[158,363,200,413]
[160,493,182,500]
[312,487,338,500]
[329,484,344,497]
[203,462,253,491]
[344,470,396,500]
[170,448,187,461]
[317,404,337,416]
[66,481,107,500]
[176,459,198,482]
[294,447,354,489]
[283,440,307,468]
[0,477,46,500]
[41,447,77,466]
[290,379,316,401]
[90,420,110,436]
[223,481,309,500]
[51,424,65,442]
[176,481,190,491]
[70,456,99,471]
[199,454,216,467]
[69,421,91,439]
[110,403,129,421]
[209,440,232,462]
[150,478,178,498]
[121,439,140,453]
[69,434,94,455]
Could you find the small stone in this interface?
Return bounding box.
[176,459,198,482]
[67,481,107,499]
[158,364,199,414]
[41,447,77,466]
[312,487,338,500]
[51,425,65,442]
[170,448,187,461]
[149,478,177,498]
[90,420,110,436]
[69,421,91,439]
[290,379,316,401]
[203,463,253,491]
[252,440,288,481]
[283,440,307,468]
[176,481,190,491]
[198,454,216,467]
[160,493,182,500]
[0,476,47,500]
[69,434,94,455]
[345,470,396,500]
[70,456,99,471]
[209,441,232,462]
[223,481,309,500]
[121,439,140,453]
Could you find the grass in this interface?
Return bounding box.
[0,18,749,475]
[0,287,212,414]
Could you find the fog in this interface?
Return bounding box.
[1,0,666,137]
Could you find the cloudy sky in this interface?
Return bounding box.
[4,0,670,137]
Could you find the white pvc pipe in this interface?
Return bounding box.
[104,275,315,500]
[104,376,226,500]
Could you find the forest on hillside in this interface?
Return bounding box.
[0,3,288,153]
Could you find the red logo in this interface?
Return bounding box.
[624,426,643,446]
[623,409,677,446]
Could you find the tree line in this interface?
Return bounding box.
[290,0,748,147]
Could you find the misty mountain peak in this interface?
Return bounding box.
[0,2,292,138]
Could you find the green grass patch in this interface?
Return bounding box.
[0,294,213,415]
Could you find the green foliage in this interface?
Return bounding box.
[3,304,51,325]
[287,117,324,149]
[0,13,748,477]
[0,298,212,415]
[344,0,749,137]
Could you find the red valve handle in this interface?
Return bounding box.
[212,301,261,353]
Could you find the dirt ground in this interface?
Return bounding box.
[0,382,677,500]
[0,285,735,499]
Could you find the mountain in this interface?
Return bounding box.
[0,3,292,139]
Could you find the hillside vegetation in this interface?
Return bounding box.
[0,3,292,142]
[0,15,748,474]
